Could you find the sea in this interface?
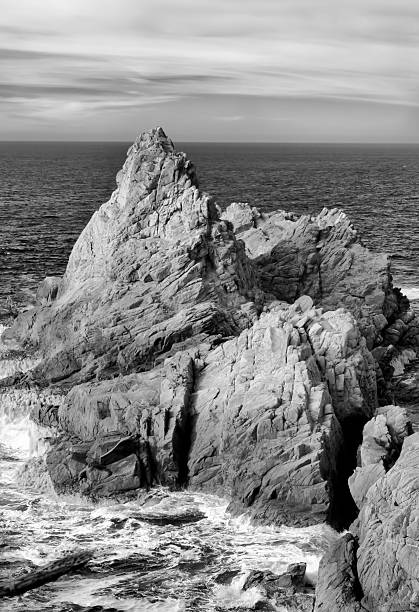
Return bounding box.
[0,142,419,611]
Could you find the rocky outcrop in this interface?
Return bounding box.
[34,294,379,527]
[2,128,418,550]
[3,129,262,385]
[348,404,411,509]
[42,350,198,495]
[316,415,418,611]
[223,202,419,358]
[315,533,364,612]
[188,299,376,528]
[355,432,419,611]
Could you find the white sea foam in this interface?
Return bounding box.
[400,286,419,302]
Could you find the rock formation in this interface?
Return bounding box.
[188,301,377,529]
[316,409,418,611]
[3,128,262,385]
[2,129,419,569]
[222,202,419,370]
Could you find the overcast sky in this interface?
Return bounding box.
[1,0,418,141]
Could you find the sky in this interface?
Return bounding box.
[1,0,419,142]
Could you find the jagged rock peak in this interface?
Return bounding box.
[3,127,262,383]
[116,125,199,202]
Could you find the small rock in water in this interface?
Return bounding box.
[134,507,206,526]
[243,563,315,612]
[213,568,241,584]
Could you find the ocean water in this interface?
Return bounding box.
[1,142,419,311]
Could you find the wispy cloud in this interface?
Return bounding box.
[0,0,418,140]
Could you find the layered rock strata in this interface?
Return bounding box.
[1,128,417,539]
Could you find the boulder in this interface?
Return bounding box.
[243,563,314,612]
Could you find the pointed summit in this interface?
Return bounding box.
[4,128,262,383]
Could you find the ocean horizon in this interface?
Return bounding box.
[1,141,419,313]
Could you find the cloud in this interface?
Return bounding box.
[0,0,418,140]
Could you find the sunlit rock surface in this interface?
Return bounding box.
[355,432,419,611]
[3,128,262,384]
[38,296,378,528]
[223,201,419,354]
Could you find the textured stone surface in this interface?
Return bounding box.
[188,300,377,527]
[318,415,418,611]
[38,298,377,527]
[44,349,198,494]
[2,128,417,563]
[243,563,315,612]
[3,129,261,384]
[355,432,419,611]
[223,202,419,354]
[315,533,364,612]
[348,405,411,509]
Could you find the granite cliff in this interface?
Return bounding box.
[2,128,419,607]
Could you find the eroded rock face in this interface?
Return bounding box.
[355,432,419,611]
[37,297,377,527]
[223,202,419,355]
[45,349,198,494]
[3,129,261,384]
[2,128,416,552]
[188,299,377,528]
[348,405,411,509]
[316,412,417,611]
[315,533,364,612]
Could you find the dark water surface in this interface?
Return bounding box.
[1,141,419,310]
